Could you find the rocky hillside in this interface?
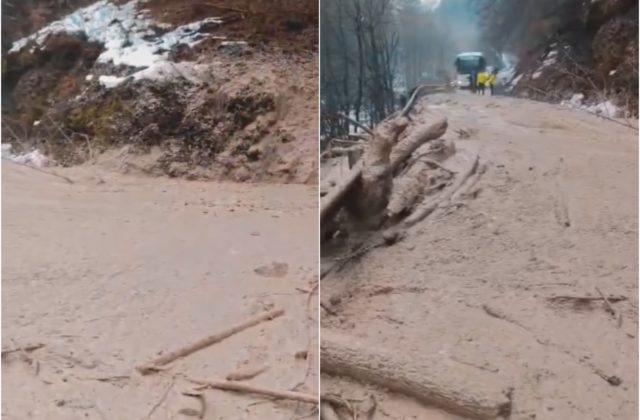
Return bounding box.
[485,0,638,117]
[1,0,318,184]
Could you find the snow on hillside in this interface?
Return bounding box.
[10,0,224,86]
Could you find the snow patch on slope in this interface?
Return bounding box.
[10,0,223,86]
[532,50,557,80]
[2,145,50,167]
[498,52,518,89]
[561,93,621,118]
[99,75,127,88]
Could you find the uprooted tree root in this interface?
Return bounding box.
[321,84,486,276]
[320,84,452,224]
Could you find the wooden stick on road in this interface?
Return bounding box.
[136,308,285,374]
[595,287,616,316]
[186,377,318,404]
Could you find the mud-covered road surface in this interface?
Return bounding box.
[321,92,638,420]
[2,164,318,419]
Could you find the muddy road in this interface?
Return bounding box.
[321,92,638,420]
[2,164,318,419]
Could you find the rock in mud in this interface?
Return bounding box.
[254,262,289,278]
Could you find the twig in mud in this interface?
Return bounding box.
[226,365,270,381]
[546,295,627,304]
[332,241,385,273]
[136,308,284,374]
[184,377,318,404]
[450,356,500,374]
[2,159,75,184]
[333,243,373,263]
[290,341,317,419]
[595,287,616,316]
[453,163,486,202]
[1,343,45,357]
[482,304,505,320]
[481,304,529,331]
[77,375,130,384]
[290,279,319,409]
[403,154,480,228]
[290,335,316,394]
[306,282,319,321]
[417,157,456,175]
[336,113,374,136]
[146,378,174,418]
[7,339,41,376]
[483,303,624,386]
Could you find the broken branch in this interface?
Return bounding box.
[337,113,373,136]
[403,154,479,228]
[1,343,45,357]
[136,308,284,374]
[186,377,318,404]
[595,287,616,316]
[389,118,448,174]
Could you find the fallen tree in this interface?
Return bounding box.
[321,330,512,420]
[320,84,452,231]
[320,117,448,223]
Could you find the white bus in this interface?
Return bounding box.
[454,52,487,89]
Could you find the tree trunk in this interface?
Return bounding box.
[320,117,448,224]
[321,330,512,420]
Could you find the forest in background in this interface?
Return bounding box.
[320,0,475,141]
[320,0,638,142]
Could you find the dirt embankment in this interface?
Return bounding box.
[320,92,638,420]
[2,0,318,184]
[510,0,638,115]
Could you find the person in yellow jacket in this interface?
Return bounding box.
[487,69,498,96]
[476,71,487,95]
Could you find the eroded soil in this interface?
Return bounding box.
[2,163,318,419]
[321,92,638,420]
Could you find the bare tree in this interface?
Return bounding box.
[321,0,404,142]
